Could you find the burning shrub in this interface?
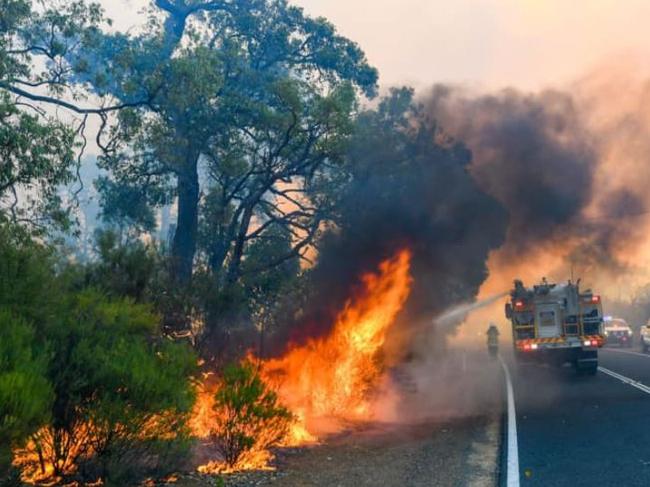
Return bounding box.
[0,312,52,481]
[13,291,197,485]
[0,224,199,484]
[211,361,293,470]
[0,226,56,482]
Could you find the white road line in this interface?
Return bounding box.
[598,366,650,395]
[601,348,650,359]
[498,355,520,487]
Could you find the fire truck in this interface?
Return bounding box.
[505,279,604,374]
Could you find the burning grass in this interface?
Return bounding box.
[192,249,413,474]
[10,250,413,482]
[191,363,292,474]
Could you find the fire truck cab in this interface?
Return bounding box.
[505,279,604,375]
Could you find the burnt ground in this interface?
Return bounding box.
[168,350,504,487]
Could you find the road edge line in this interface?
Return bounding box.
[498,355,520,487]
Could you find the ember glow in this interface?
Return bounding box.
[191,249,413,472]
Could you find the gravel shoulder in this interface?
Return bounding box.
[262,415,501,487]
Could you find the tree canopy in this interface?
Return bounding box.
[85,0,378,298]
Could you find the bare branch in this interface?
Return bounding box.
[0,82,151,115]
[242,218,321,276]
[269,186,315,213]
[71,114,89,202]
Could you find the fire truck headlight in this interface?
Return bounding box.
[531,343,539,350]
[584,340,592,347]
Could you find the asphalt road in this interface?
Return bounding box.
[507,346,650,486]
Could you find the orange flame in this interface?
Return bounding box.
[192,249,412,472]
[262,249,412,443]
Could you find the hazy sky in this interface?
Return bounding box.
[103,0,650,91]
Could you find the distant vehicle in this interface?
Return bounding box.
[603,318,633,347]
[640,321,650,352]
[505,278,604,375]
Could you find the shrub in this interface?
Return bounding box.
[212,361,293,469]
[0,224,198,485]
[15,291,197,484]
[83,230,160,303]
[0,312,52,479]
[0,226,55,481]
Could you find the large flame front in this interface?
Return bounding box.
[262,249,412,443]
[191,249,412,472]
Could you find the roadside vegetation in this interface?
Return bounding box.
[212,361,293,469]
[0,0,505,484]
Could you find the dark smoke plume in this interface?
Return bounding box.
[277,88,508,352]
[422,83,650,284]
[424,86,596,252]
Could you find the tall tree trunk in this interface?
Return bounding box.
[171,159,199,287]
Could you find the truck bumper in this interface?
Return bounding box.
[515,344,599,371]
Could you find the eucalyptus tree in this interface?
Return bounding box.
[84,0,377,333]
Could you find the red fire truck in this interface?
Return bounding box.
[505,279,604,374]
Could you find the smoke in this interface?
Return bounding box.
[426,85,596,254]
[276,88,508,357]
[372,350,503,423]
[422,71,650,304]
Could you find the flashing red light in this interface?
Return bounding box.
[515,300,525,308]
[591,295,600,303]
[523,343,532,351]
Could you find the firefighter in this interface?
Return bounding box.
[487,323,499,358]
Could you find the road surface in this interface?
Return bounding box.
[505,347,650,486]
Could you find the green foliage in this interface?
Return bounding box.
[80,230,161,302]
[0,0,107,232]
[0,90,76,230]
[0,224,197,484]
[0,224,59,323]
[0,311,52,477]
[241,224,299,299]
[95,178,158,233]
[85,0,376,295]
[29,290,197,482]
[213,361,292,468]
[0,226,54,479]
